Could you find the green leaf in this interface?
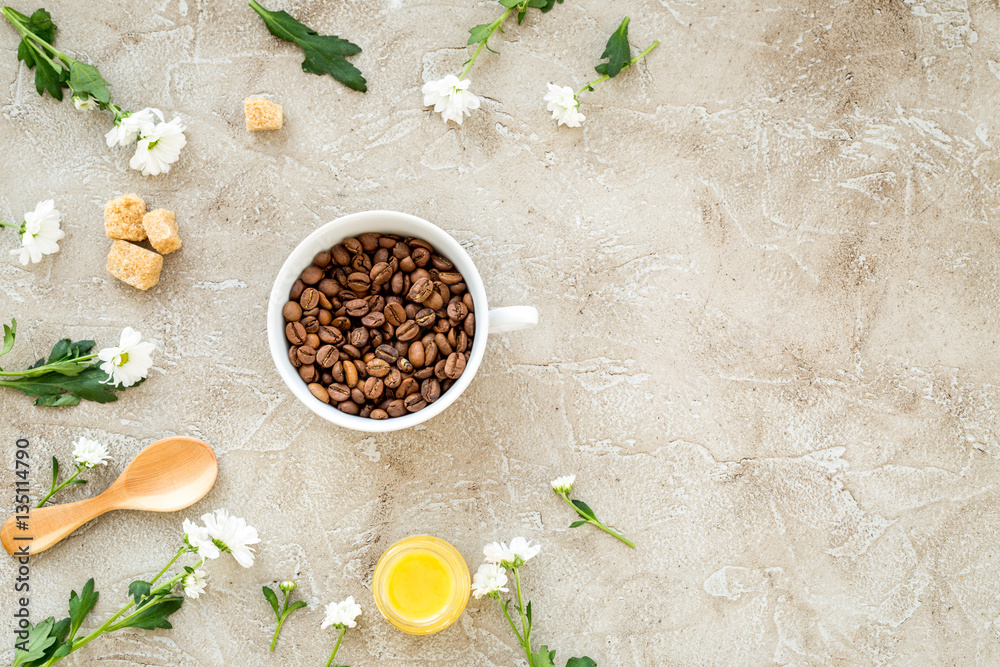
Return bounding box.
[249,1,366,92]
[51,456,59,489]
[539,0,564,12]
[117,596,184,630]
[67,60,111,106]
[65,478,87,485]
[498,0,521,6]
[35,394,82,407]
[467,23,494,45]
[286,599,308,613]
[525,600,532,633]
[48,339,72,362]
[12,8,68,101]
[1,318,16,358]
[129,580,152,606]
[569,520,587,528]
[6,366,119,404]
[12,617,56,667]
[68,578,99,639]
[262,585,280,618]
[567,658,597,667]
[598,16,631,78]
[572,499,598,521]
[530,645,557,667]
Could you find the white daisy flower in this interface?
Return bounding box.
[422,75,480,125]
[182,568,208,599]
[484,537,541,567]
[72,437,111,468]
[471,562,509,599]
[544,84,585,127]
[551,475,576,494]
[183,518,218,559]
[200,509,261,568]
[129,116,187,176]
[105,107,160,148]
[321,596,362,630]
[9,199,64,265]
[97,327,155,388]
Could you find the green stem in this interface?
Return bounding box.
[150,547,186,586]
[1,7,73,64]
[35,465,83,508]
[324,627,347,667]
[0,220,22,230]
[269,589,291,651]
[498,598,525,644]
[513,567,531,656]
[561,494,635,548]
[0,353,98,377]
[459,7,514,78]
[576,40,661,97]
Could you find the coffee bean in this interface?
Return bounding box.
[318,278,341,298]
[359,232,380,252]
[435,333,453,356]
[415,308,436,327]
[299,287,320,310]
[299,364,318,383]
[308,383,329,403]
[424,341,439,366]
[344,360,359,387]
[283,301,302,321]
[347,272,371,292]
[349,327,369,348]
[351,387,366,404]
[367,358,391,377]
[408,341,425,367]
[361,311,385,328]
[412,247,431,267]
[328,383,351,403]
[444,352,466,379]
[439,271,463,285]
[371,409,389,420]
[364,377,384,400]
[447,301,468,321]
[387,399,407,417]
[370,262,392,286]
[332,244,351,265]
[338,401,360,415]
[414,367,434,380]
[301,316,319,333]
[343,237,363,254]
[423,290,444,311]
[434,359,448,380]
[421,378,441,403]
[408,277,433,302]
[433,318,451,334]
[345,299,369,317]
[301,265,324,285]
[385,368,402,389]
[313,250,332,267]
[288,346,302,368]
[456,330,469,353]
[331,361,345,383]
[289,279,305,300]
[398,357,414,374]
[396,320,420,341]
[332,316,352,331]
[316,345,338,368]
[464,314,475,337]
[351,254,370,273]
[431,254,454,271]
[404,393,427,412]
[297,346,316,365]
[318,326,344,345]
[384,302,406,326]
[375,345,399,363]
[398,377,419,397]
[342,344,362,359]
[286,322,307,345]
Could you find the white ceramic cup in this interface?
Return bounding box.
[268,210,538,432]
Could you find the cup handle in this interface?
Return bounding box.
[487,306,538,333]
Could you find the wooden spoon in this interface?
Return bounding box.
[1,436,217,556]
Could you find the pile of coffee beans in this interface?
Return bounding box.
[282,232,475,419]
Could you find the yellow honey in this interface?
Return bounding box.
[373,536,470,634]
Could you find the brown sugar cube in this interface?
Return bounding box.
[142,208,181,255]
[244,97,283,131]
[104,194,147,241]
[106,240,163,290]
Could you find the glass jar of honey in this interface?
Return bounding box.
[372,535,470,635]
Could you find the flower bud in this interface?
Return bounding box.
[279,580,297,593]
[73,95,97,112]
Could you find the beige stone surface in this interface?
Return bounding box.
[1,0,999,664]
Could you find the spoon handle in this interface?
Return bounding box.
[1,495,115,555]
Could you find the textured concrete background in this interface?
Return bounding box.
[1,0,999,664]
